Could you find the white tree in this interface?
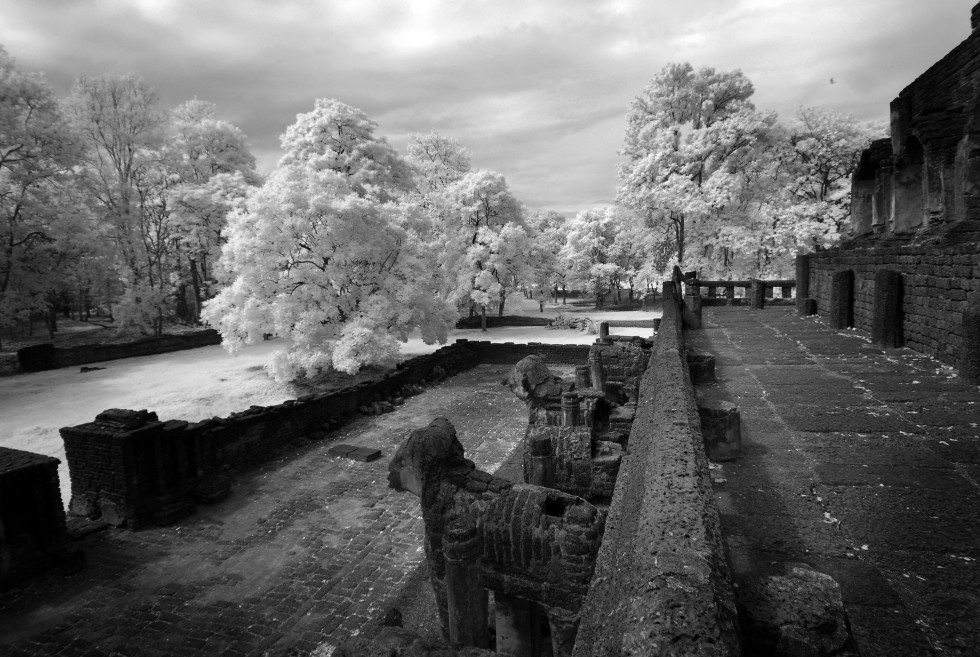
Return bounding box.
[442,169,526,325]
[561,208,622,309]
[67,73,173,334]
[202,164,455,380]
[279,98,414,202]
[0,47,95,345]
[166,99,259,321]
[618,62,777,275]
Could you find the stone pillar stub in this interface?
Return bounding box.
[961,291,980,382]
[698,400,741,462]
[750,280,766,310]
[687,350,716,385]
[598,321,609,340]
[829,270,854,329]
[495,593,541,657]
[871,269,904,348]
[444,527,490,648]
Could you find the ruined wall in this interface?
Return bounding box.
[849,5,980,235]
[16,330,222,373]
[806,247,980,367]
[573,284,740,656]
[0,448,68,589]
[59,341,595,529]
[806,5,980,373]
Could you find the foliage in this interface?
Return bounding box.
[279,98,413,202]
[202,163,454,380]
[0,47,93,341]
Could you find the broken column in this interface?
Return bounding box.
[698,400,741,461]
[687,350,717,385]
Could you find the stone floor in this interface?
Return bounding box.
[0,364,527,657]
[688,306,980,657]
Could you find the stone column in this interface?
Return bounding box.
[589,351,606,394]
[829,270,855,329]
[525,430,555,488]
[561,392,580,427]
[683,289,702,329]
[961,291,980,383]
[871,269,904,348]
[750,279,766,309]
[546,606,580,657]
[495,593,542,657]
[444,524,490,648]
[795,254,813,316]
[598,321,609,340]
[574,365,591,390]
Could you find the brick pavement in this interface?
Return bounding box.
[688,307,980,657]
[0,364,528,657]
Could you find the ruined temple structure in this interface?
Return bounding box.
[387,418,604,657]
[851,3,980,235]
[801,3,980,378]
[0,447,73,589]
[502,339,651,503]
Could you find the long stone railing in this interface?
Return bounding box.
[572,278,741,655]
[690,278,796,307]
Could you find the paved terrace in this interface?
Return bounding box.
[689,306,980,657]
[0,364,526,657]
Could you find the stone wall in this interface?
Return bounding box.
[15,330,222,373]
[805,247,980,367]
[573,283,740,656]
[0,447,69,589]
[59,340,597,529]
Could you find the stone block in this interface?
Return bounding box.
[328,444,358,457]
[698,400,741,462]
[687,350,716,385]
[348,447,382,462]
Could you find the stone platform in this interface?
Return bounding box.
[0,364,526,657]
[689,306,980,657]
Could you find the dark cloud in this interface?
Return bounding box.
[2,0,976,214]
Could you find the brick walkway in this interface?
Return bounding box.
[688,307,980,657]
[0,364,527,657]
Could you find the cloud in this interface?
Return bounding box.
[2,0,977,214]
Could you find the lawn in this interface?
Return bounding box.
[0,296,660,507]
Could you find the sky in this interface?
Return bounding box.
[1,0,977,215]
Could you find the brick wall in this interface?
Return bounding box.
[806,245,980,366]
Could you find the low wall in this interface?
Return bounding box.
[573,284,740,655]
[457,340,590,364]
[15,330,223,373]
[805,244,980,367]
[58,340,595,529]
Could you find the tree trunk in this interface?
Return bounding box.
[481,305,487,332]
[553,284,559,303]
[189,257,203,323]
[498,288,506,317]
[46,305,57,338]
[562,284,567,305]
